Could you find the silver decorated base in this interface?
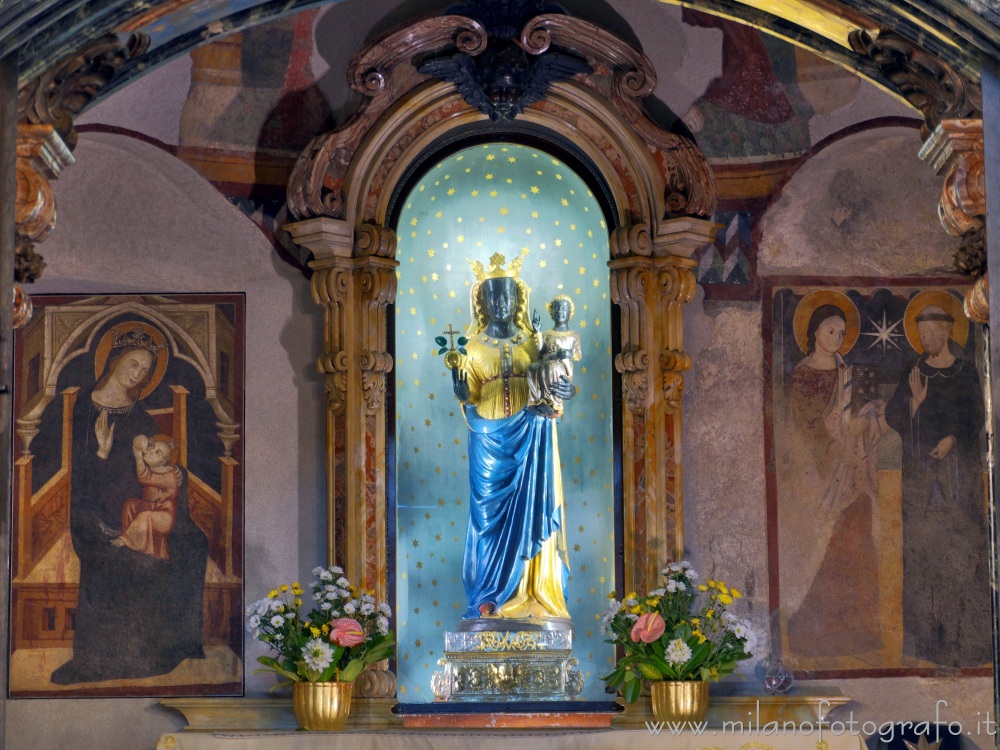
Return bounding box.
[431,619,584,702]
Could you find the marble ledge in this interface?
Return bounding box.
[160,689,848,732]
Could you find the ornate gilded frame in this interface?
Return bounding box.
[283,8,720,701]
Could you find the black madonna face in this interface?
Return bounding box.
[552,299,570,327]
[482,277,516,324]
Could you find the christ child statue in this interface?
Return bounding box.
[529,294,583,417]
[111,434,182,560]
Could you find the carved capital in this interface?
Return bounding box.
[615,349,650,413]
[354,223,397,259]
[918,119,986,279]
[851,31,981,136]
[662,370,684,414]
[610,224,652,258]
[15,123,74,282]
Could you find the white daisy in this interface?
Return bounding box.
[344,601,357,615]
[378,603,392,616]
[377,616,389,635]
[665,639,692,665]
[302,638,334,672]
[320,601,333,610]
[360,602,375,616]
[270,615,285,628]
[336,577,350,588]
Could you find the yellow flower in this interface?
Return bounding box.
[624,591,638,602]
[607,592,618,600]
[731,588,742,599]
[311,627,321,638]
[705,609,715,619]
[692,630,707,644]
[718,593,733,605]
[294,597,303,607]
[698,585,708,592]
[717,583,730,595]
[321,624,330,635]
[690,617,700,626]
[706,579,717,588]
[280,584,289,592]
[647,597,661,608]
[268,589,279,599]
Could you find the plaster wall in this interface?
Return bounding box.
[683,126,992,738]
[4,132,325,750]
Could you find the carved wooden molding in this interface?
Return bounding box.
[17,33,150,149]
[851,30,981,137]
[14,33,148,284]
[286,7,716,226]
[284,8,718,693]
[919,118,987,321]
[14,123,73,283]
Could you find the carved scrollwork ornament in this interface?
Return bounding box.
[356,664,397,698]
[850,30,981,136]
[662,371,685,414]
[964,273,989,325]
[615,349,650,413]
[15,236,46,284]
[354,223,397,259]
[953,225,986,278]
[610,224,652,258]
[18,33,150,148]
[660,265,697,305]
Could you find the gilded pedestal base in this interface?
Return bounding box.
[431,621,584,701]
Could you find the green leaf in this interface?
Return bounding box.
[435,336,447,346]
[637,662,663,681]
[437,347,447,355]
[340,657,373,683]
[622,677,642,704]
[458,347,467,355]
[457,337,468,346]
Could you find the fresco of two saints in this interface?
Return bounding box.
[766,280,990,676]
[9,295,243,697]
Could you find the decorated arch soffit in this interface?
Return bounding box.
[281,0,721,632]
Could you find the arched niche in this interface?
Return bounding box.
[283,4,720,701]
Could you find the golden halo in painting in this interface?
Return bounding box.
[902,290,969,353]
[792,290,861,355]
[93,321,169,399]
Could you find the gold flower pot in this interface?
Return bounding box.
[292,681,352,731]
[649,680,709,723]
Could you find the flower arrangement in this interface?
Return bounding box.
[246,565,395,686]
[601,561,757,703]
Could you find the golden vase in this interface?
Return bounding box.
[292,681,352,731]
[649,680,709,723]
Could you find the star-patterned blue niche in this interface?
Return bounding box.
[393,142,617,702]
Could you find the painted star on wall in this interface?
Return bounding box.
[862,311,904,353]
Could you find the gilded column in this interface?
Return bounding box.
[609,218,716,594]
[284,217,398,700]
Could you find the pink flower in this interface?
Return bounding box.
[329,618,365,647]
[630,612,666,644]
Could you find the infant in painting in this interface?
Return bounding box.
[111,434,182,560]
[528,294,583,417]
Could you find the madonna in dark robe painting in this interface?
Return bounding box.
[50,321,209,684]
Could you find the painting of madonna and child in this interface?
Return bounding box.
[9,294,244,697]
[764,279,991,677]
